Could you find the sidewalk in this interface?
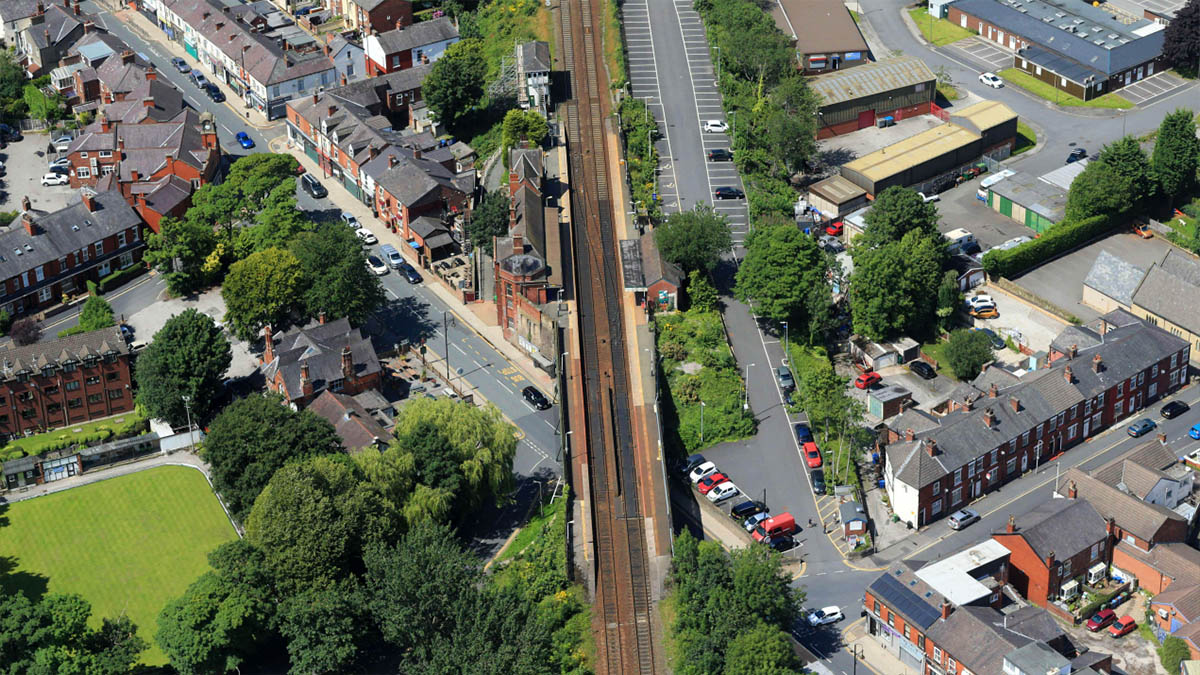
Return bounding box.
[269,137,556,396]
[842,618,922,675]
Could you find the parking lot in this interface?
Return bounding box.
[1,132,78,215]
[972,285,1069,355]
[932,174,1037,250]
[1118,70,1196,107]
[949,37,1014,73]
[1012,231,1174,323]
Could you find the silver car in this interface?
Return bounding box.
[948,508,980,530]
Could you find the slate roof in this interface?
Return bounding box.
[1061,310,1188,398]
[999,605,1067,644]
[0,190,141,283]
[1153,584,1200,622]
[1003,497,1106,561]
[926,606,1032,675]
[104,78,186,124]
[888,408,940,437]
[517,40,550,72]
[67,109,214,182]
[1115,541,1200,586]
[1091,439,1179,497]
[1056,468,1185,544]
[510,147,542,184]
[374,17,458,54]
[0,325,128,381]
[1132,251,1200,335]
[1004,642,1070,674]
[306,389,389,450]
[1083,249,1146,306]
[24,4,80,49]
[137,174,194,215]
[260,317,381,402]
[0,0,44,23]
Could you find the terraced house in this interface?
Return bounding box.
[884,309,1188,528]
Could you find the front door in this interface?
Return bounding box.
[973,480,982,497]
[1083,419,1091,437]
[1021,454,1029,472]
[961,14,967,27]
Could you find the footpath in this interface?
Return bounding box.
[1,450,210,503]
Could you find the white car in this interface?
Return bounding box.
[702,120,728,133]
[689,461,718,484]
[744,511,771,532]
[707,482,740,504]
[52,136,73,152]
[41,173,69,186]
[918,191,940,203]
[340,212,360,228]
[355,228,378,245]
[807,606,844,626]
[966,294,994,309]
[979,72,1004,88]
[366,255,388,276]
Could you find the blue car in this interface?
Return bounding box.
[1190,424,1200,440]
[236,132,254,149]
[1127,419,1157,438]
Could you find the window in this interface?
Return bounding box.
[934,647,942,662]
[0,415,7,423]
[80,151,88,158]
[1007,457,1016,474]
[930,498,942,515]
[40,366,54,378]
[887,612,894,627]
[99,150,112,158]
[38,287,51,302]
[87,394,102,404]
[106,372,120,381]
[932,482,940,495]
[0,396,6,406]
[918,635,925,650]
[107,389,123,399]
[950,487,962,505]
[44,386,58,395]
[46,403,61,413]
[16,392,32,402]
[1035,425,1042,440]
[1138,372,1145,385]
[20,408,36,419]
[94,242,104,257]
[1115,400,1124,417]
[1152,364,1158,377]
[68,398,82,408]
[1091,542,1100,560]
[1068,423,1079,438]
[1021,431,1029,445]
[1062,558,1072,576]
[101,165,114,176]
[903,625,910,639]
[86,376,100,385]
[34,266,44,282]
[330,378,344,392]
[948,657,956,670]
[63,362,76,373]
[346,62,354,76]
[116,231,126,248]
[119,252,134,269]
[392,55,401,68]
[272,85,280,97]
[1097,391,1105,406]
[990,449,998,464]
[65,381,80,391]
[76,167,90,178]
[874,600,880,615]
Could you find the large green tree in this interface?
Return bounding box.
[849,230,945,341]
[222,247,304,341]
[501,109,549,156]
[1162,0,1200,76]
[1097,136,1156,209]
[235,181,314,258]
[1064,159,1134,222]
[466,189,510,255]
[288,225,386,326]
[1151,108,1200,207]
[654,205,733,272]
[276,579,370,675]
[723,623,801,675]
[144,215,218,296]
[77,293,115,331]
[202,394,343,520]
[945,328,994,380]
[860,186,941,248]
[134,308,232,428]
[734,223,827,325]
[423,40,487,126]
[0,592,145,675]
[765,76,820,173]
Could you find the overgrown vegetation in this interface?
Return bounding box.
[0,410,149,462]
[786,343,866,490]
[619,97,662,221]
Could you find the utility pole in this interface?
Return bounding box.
[700,400,706,443]
[181,395,193,454]
[744,363,754,410]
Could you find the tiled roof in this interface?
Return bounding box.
[1132,251,1200,335]
[926,606,1032,675]
[0,325,128,380]
[1152,584,1200,623]
[0,190,141,282]
[1116,541,1200,587]
[999,605,1067,644]
[306,389,389,450]
[374,17,458,54]
[260,317,381,401]
[510,147,542,184]
[0,0,44,23]
[1056,469,1184,544]
[1063,311,1188,398]
[517,40,550,72]
[1004,498,1106,561]
[24,4,79,48]
[1083,250,1146,307]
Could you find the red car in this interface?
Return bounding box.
[854,372,882,389]
[1109,616,1136,638]
[825,221,843,236]
[1087,609,1116,632]
[804,442,822,469]
[697,472,729,495]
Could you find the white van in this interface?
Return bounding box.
[943,228,977,255]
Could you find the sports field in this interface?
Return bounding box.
[0,466,237,665]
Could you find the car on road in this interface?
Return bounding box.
[706,148,733,161]
[1127,419,1157,437]
[825,221,843,237]
[682,453,707,475]
[810,468,825,493]
[854,371,881,389]
[707,482,740,503]
[689,461,718,484]
[355,228,377,244]
[1086,609,1117,632]
[189,71,208,88]
[978,72,1004,88]
[807,606,844,626]
[204,83,226,102]
[730,500,766,520]
[300,173,328,198]
[908,360,936,379]
[974,327,1005,350]
[1066,148,1088,163]
[380,243,403,269]
[775,365,794,393]
[52,136,73,152]
[522,386,552,410]
[744,511,771,532]
[697,472,729,495]
[803,442,822,469]
[714,186,744,200]
[1109,616,1136,638]
[702,120,728,133]
[948,508,980,530]
[793,422,813,443]
[366,255,388,275]
[399,262,423,284]
[41,173,69,186]
[235,131,254,149]
[171,57,190,73]
[1161,401,1189,419]
[1191,424,1200,440]
[918,191,940,203]
[340,212,360,228]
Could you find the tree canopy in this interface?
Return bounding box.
[288,225,386,326]
[466,189,510,256]
[734,223,828,325]
[849,230,945,341]
[501,109,549,156]
[222,247,305,341]
[1151,108,1200,207]
[945,328,994,380]
[1162,0,1200,76]
[423,40,487,126]
[134,309,232,428]
[860,186,941,247]
[145,216,219,296]
[1065,158,1134,222]
[1097,135,1156,209]
[0,592,145,675]
[654,205,733,272]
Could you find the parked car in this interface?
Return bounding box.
[978,72,1004,88]
[1086,609,1117,632]
[751,512,796,542]
[300,173,327,198]
[189,71,207,88]
[803,442,821,469]
[41,173,69,186]
[1066,148,1088,163]
[366,255,388,275]
[908,360,936,380]
[793,422,813,443]
[0,123,22,141]
[818,234,844,253]
[682,453,707,476]
[714,186,744,200]
[807,606,844,626]
[52,136,72,152]
[355,228,377,244]
[522,386,551,410]
[971,306,999,319]
[697,472,729,495]
[707,482,740,503]
[340,212,360,228]
[702,119,728,133]
[766,534,795,552]
[235,131,254,149]
[825,221,843,237]
[966,294,994,309]
[1127,419,1157,437]
[1109,616,1136,638]
[204,83,226,102]
[775,366,795,393]
[399,262,423,284]
[744,511,771,532]
[974,327,1005,350]
[689,461,718,484]
[171,57,190,73]
[730,500,767,520]
[706,148,733,161]
[810,468,825,493]
[48,157,70,170]
[947,508,980,530]
[1161,401,1189,419]
[854,371,881,389]
[1191,423,1200,441]
[380,243,404,269]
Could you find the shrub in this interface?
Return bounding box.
[1160,636,1189,675]
[98,264,145,293]
[982,214,1114,277]
[10,317,40,346]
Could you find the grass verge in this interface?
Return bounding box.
[999,68,1134,109]
[659,590,680,672]
[0,411,149,462]
[0,466,238,665]
[936,81,961,101]
[908,8,974,46]
[605,0,626,89]
[1013,120,1037,155]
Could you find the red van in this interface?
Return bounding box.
[752,512,796,543]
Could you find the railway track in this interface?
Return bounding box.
[558,0,657,670]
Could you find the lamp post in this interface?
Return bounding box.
[181,395,194,454]
[715,44,721,82]
[781,320,789,365]
[744,363,754,410]
[700,400,706,443]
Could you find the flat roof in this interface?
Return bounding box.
[1040,157,1090,190]
[810,56,936,106]
[842,124,980,183]
[809,175,867,204]
[914,539,1010,606]
[771,0,869,54]
[952,99,1018,132]
[990,170,1067,221]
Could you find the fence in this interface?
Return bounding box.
[913,147,1009,197]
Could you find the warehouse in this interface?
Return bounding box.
[839,100,1018,196]
[811,56,938,138]
[984,159,1089,232]
[772,0,870,75]
[808,175,868,218]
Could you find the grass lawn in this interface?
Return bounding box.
[1013,120,1037,155]
[920,340,953,378]
[0,411,148,462]
[936,81,961,101]
[908,8,974,46]
[0,466,237,666]
[999,68,1133,109]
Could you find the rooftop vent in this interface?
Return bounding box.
[13,248,21,256]
[1104,43,1116,49]
[23,244,32,252]
[1043,15,1054,21]
[1108,32,1119,38]
[71,224,79,231]
[1094,39,1105,45]
[1055,10,1066,16]
[1073,18,1084,23]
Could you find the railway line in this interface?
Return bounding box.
[558,0,657,669]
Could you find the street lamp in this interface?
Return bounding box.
[744,363,754,410]
[715,44,721,82]
[700,400,706,443]
[781,321,789,365]
[181,395,194,454]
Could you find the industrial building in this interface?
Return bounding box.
[811,56,938,138]
[984,159,1090,232]
[771,0,870,75]
[807,175,868,219]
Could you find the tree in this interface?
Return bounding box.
[936,270,960,332]
[466,189,510,256]
[77,293,115,332]
[501,109,549,156]
[1160,635,1191,675]
[655,205,733,272]
[849,230,944,341]
[687,269,719,312]
[0,592,145,674]
[144,215,218,296]
[1151,108,1200,207]
[944,328,994,380]
[202,394,342,520]
[134,309,231,428]
[734,223,827,325]
[860,186,940,247]
[222,247,304,341]
[1098,136,1156,208]
[1162,0,1200,76]
[276,579,369,675]
[765,76,820,173]
[288,226,386,326]
[9,317,40,346]
[236,181,314,258]
[723,623,801,675]
[1064,159,1134,222]
[423,40,487,126]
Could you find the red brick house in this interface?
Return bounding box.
[992,500,1112,609]
[260,317,383,408]
[0,325,134,441]
[306,389,392,451]
[363,16,459,76]
[1112,541,1200,595]
[336,0,412,36]
[1151,584,1200,661]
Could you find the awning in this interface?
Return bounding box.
[1088,562,1106,575]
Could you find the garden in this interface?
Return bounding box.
[0,411,148,462]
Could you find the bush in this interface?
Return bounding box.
[0,210,18,227]
[982,214,1115,277]
[1160,636,1190,674]
[98,264,145,293]
[10,317,40,345]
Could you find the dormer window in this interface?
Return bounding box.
[41,366,55,378]
[63,360,77,372]
[321,119,328,134]
[103,351,116,364]
[84,356,99,368]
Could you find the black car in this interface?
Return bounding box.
[793,422,813,443]
[908,360,936,380]
[713,186,744,200]
[203,83,225,102]
[118,324,134,342]
[300,173,327,198]
[1161,401,1190,419]
[522,386,551,410]
[0,123,20,142]
[810,468,825,493]
[171,57,191,73]
[730,500,767,520]
[399,262,423,284]
[976,327,1005,350]
[766,535,795,552]
[681,453,707,475]
[706,148,733,162]
[1066,148,1088,164]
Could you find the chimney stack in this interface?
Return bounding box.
[984,408,996,428]
[1106,517,1116,537]
[340,73,347,85]
[145,65,156,81]
[300,363,313,397]
[121,49,134,65]
[99,110,110,132]
[989,382,998,398]
[36,1,43,15]
[22,212,36,236]
[1009,397,1020,413]
[327,105,336,117]
[905,428,915,442]
[312,93,318,105]
[1069,343,1078,359]
[1157,432,1167,444]
[81,191,95,212]
[73,0,79,14]
[319,311,326,325]
[925,439,937,457]
[83,20,92,33]
[21,196,30,212]
[1067,480,1077,499]
[1006,514,1015,533]
[388,155,399,168]
[130,169,139,182]
[43,28,49,45]
[263,324,273,363]
[1046,550,1055,570]
[143,96,154,107]
[1064,366,1073,383]
[117,136,125,152]
[1092,354,1103,373]
[341,346,353,381]
[941,600,953,620]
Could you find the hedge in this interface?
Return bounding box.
[982,214,1115,278]
[98,264,145,293]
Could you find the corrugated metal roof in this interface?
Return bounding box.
[952,99,1018,132]
[810,56,936,106]
[809,175,866,203]
[843,124,979,182]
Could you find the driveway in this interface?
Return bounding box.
[949,36,1014,73]
[974,285,1069,354]
[933,175,1036,250]
[1065,593,1163,675]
